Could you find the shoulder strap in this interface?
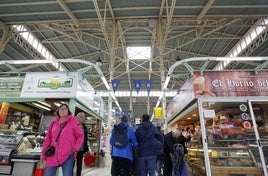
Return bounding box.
[56,122,67,142]
[48,121,54,137]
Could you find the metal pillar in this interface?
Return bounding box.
[104,20,117,167]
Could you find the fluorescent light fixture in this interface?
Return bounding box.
[126,46,151,60]
[163,76,171,90]
[94,101,100,107]
[115,101,121,111]
[32,103,50,111]
[38,101,51,107]
[158,92,164,101]
[110,92,116,101]
[54,102,61,107]
[101,76,110,90]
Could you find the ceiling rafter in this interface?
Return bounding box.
[0,0,268,120]
[56,0,80,27]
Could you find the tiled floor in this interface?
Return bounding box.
[80,165,195,176]
[78,156,111,176]
[77,157,195,176]
[81,166,111,176]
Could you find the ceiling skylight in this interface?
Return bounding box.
[12,25,64,71]
[126,46,151,60]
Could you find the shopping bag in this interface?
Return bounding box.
[34,167,45,176]
[84,152,96,167]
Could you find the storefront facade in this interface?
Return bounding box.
[167,68,268,176]
[0,71,106,175]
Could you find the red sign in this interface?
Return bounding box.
[192,70,268,97]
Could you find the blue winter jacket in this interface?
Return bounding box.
[135,121,164,157]
[110,121,138,162]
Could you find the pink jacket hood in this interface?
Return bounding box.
[41,115,84,166]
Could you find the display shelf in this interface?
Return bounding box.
[12,133,44,160]
[0,130,22,174]
[186,132,260,176]
[188,163,263,176]
[248,145,268,167]
[209,148,254,167]
[85,119,100,154]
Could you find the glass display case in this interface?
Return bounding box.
[186,132,264,176]
[11,132,45,176]
[0,129,22,175]
[188,101,266,176]
[12,132,44,159]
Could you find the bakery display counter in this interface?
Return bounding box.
[12,133,44,160]
[0,130,22,175]
[186,132,265,176]
[188,163,263,176]
[11,133,44,176]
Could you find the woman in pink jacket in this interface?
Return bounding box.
[40,103,84,176]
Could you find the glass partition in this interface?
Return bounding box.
[198,99,267,176]
[248,100,268,175]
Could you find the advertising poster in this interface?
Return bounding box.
[192,70,268,97]
[21,72,78,98]
[0,77,24,97]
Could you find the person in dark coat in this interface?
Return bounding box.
[156,126,164,176]
[135,114,164,176]
[75,112,89,176]
[162,127,191,176]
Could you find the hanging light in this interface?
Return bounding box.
[96,57,103,66]
[96,50,103,66]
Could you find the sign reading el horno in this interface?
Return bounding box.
[192,70,268,97]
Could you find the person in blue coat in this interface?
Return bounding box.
[135,114,164,176]
[110,116,138,176]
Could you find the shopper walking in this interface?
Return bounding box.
[162,127,191,176]
[135,114,164,176]
[110,115,138,176]
[40,103,84,176]
[156,126,164,176]
[75,112,89,176]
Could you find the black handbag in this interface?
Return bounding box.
[44,122,67,156]
[44,146,55,156]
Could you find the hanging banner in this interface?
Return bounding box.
[122,109,132,118]
[115,108,121,117]
[126,110,132,118]
[154,107,163,119]
[133,80,142,94]
[111,79,120,93]
[144,80,153,94]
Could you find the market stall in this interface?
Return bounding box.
[0,70,107,175]
[164,57,268,176]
